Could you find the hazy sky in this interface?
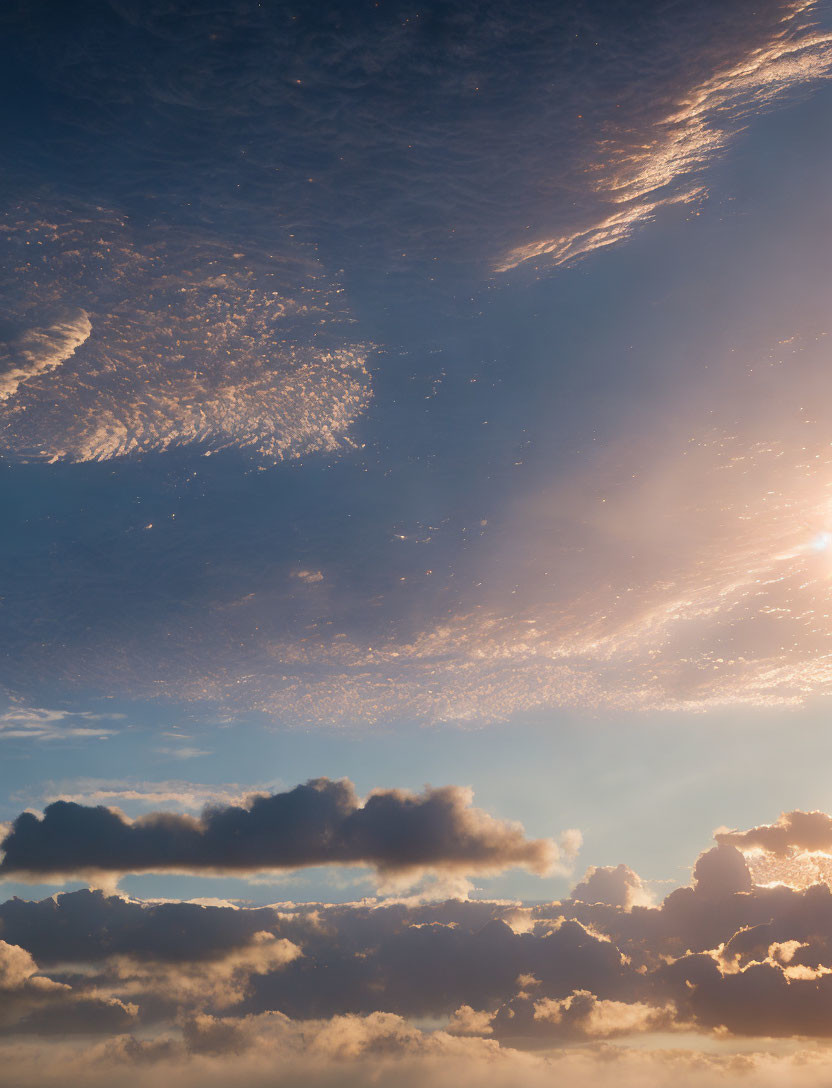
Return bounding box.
[4,1,832,1083]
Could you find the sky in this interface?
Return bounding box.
[4,0,832,1083]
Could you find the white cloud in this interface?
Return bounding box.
[0,706,122,742]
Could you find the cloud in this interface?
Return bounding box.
[445,1005,495,1036]
[0,889,284,965]
[0,778,569,883]
[496,1,832,272]
[0,203,372,464]
[0,939,136,1036]
[0,706,123,742]
[186,321,832,726]
[8,0,804,280]
[11,813,832,1045]
[531,990,678,1039]
[26,779,264,814]
[0,310,91,401]
[292,570,324,584]
[4,10,832,728]
[571,865,652,910]
[153,747,213,761]
[6,1026,832,1088]
[715,810,832,858]
[102,931,301,1011]
[712,811,832,888]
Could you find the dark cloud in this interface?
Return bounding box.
[0,778,564,881]
[243,915,630,1021]
[12,819,832,1041]
[0,888,279,964]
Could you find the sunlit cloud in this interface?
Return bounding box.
[715,811,832,888]
[497,1,832,272]
[0,311,91,402]
[188,332,832,725]
[0,204,373,463]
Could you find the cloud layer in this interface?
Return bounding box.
[4,811,832,1053]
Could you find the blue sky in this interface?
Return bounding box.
[4,47,832,900]
[8,3,832,1082]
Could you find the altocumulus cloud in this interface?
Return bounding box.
[0,203,372,464]
[0,777,573,882]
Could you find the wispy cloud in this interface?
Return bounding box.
[0,310,91,401]
[497,1,832,272]
[22,779,266,814]
[0,707,123,742]
[187,329,832,724]
[154,747,214,761]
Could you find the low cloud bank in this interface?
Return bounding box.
[4,807,832,1058]
[6,1019,832,1088]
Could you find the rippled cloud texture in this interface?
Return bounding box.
[2,0,832,722]
[0,204,371,462]
[143,331,832,723]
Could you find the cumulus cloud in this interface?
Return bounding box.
[10,814,832,1047]
[571,865,652,910]
[715,810,832,858]
[531,990,678,1039]
[712,811,832,888]
[102,931,301,1011]
[445,1005,495,1036]
[0,778,568,883]
[0,889,284,966]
